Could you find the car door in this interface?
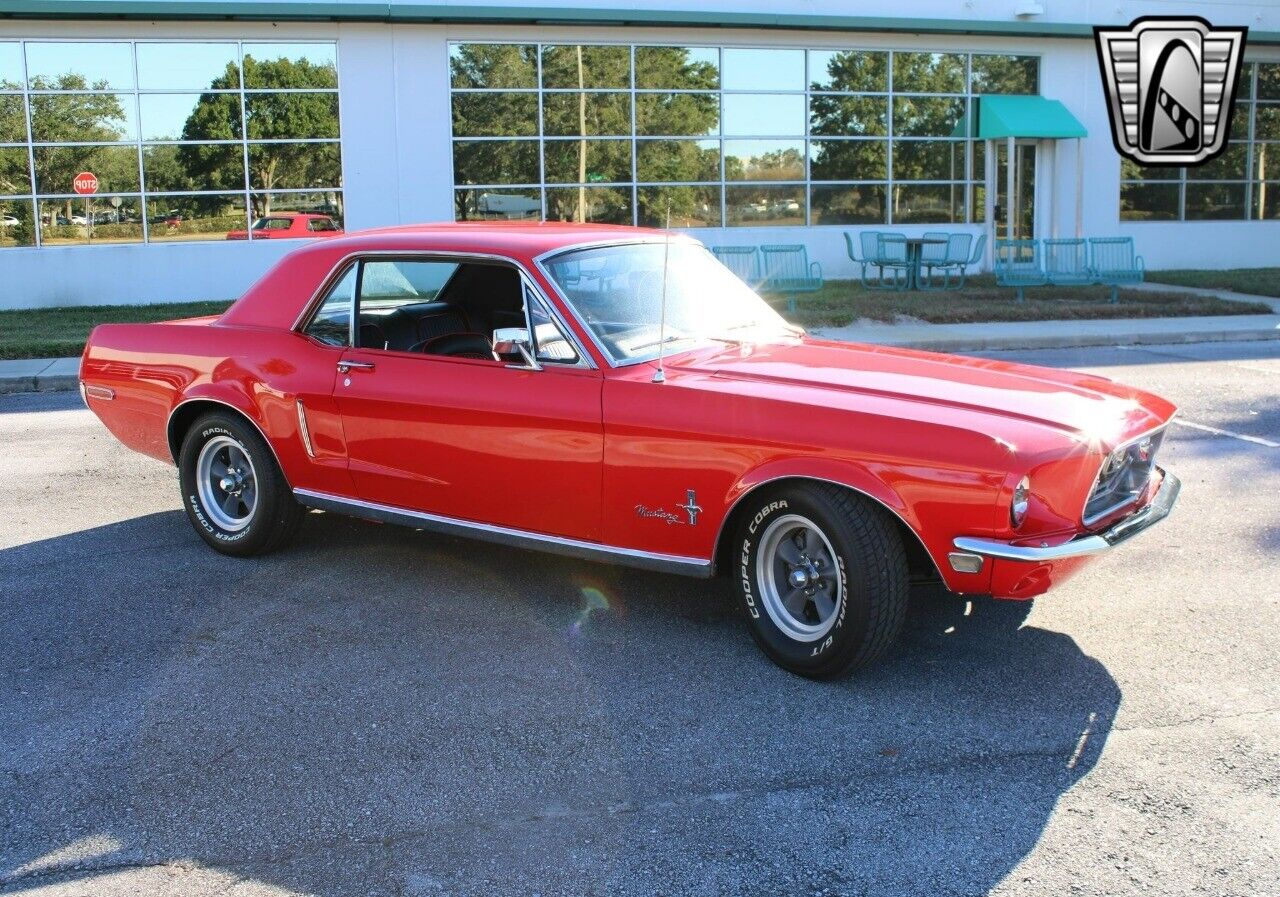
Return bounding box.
[331,257,604,541]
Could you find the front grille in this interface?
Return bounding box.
[1083,428,1165,524]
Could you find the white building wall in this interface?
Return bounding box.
[0,12,1278,308]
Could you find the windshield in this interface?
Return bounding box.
[542,241,797,364]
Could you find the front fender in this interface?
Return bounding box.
[716,456,995,594]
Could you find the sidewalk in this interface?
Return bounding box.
[0,357,80,395]
[3,287,1279,394]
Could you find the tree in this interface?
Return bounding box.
[181,58,340,216]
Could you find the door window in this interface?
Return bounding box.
[529,288,580,364]
[302,264,356,346]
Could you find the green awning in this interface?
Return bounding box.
[951,95,1088,140]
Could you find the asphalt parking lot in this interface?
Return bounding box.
[2,340,1278,897]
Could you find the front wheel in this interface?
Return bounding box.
[732,483,909,679]
[178,411,301,556]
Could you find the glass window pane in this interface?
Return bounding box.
[636,92,719,136]
[34,144,140,194]
[810,184,888,225]
[242,43,337,89]
[245,92,339,139]
[39,196,142,245]
[453,140,539,185]
[540,45,630,89]
[0,95,28,142]
[248,192,343,232]
[893,140,967,181]
[726,184,803,226]
[145,194,248,242]
[0,198,36,248]
[1184,182,1246,219]
[359,260,458,306]
[451,92,537,137]
[0,146,30,195]
[1257,63,1280,101]
[637,184,719,227]
[635,46,718,90]
[1254,106,1280,141]
[970,55,1038,94]
[26,42,134,90]
[1255,182,1280,219]
[454,187,541,221]
[545,186,632,224]
[1186,142,1247,179]
[544,139,631,183]
[144,143,245,193]
[892,183,965,223]
[722,48,804,92]
[1256,142,1278,180]
[893,96,966,137]
[248,142,341,190]
[1120,182,1180,220]
[449,44,537,90]
[809,95,887,136]
[722,94,804,137]
[971,183,986,223]
[141,92,242,142]
[636,139,719,182]
[137,42,239,90]
[0,43,23,90]
[724,139,804,181]
[1229,102,1251,141]
[303,264,355,346]
[808,140,887,181]
[1119,157,1180,182]
[542,92,631,136]
[30,92,137,143]
[892,52,965,94]
[808,50,888,93]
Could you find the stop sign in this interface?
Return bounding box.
[73,171,99,195]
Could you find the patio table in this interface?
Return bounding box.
[881,235,948,291]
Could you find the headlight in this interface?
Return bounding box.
[1011,476,1031,528]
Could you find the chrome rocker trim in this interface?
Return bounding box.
[953,468,1180,563]
[293,488,715,578]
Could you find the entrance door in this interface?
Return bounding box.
[992,140,1037,240]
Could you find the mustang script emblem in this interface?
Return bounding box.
[636,490,703,526]
[1094,16,1247,166]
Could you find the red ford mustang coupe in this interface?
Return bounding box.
[80,223,1179,678]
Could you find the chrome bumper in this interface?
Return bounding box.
[953,469,1181,563]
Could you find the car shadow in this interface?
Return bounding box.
[1,510,1121,896]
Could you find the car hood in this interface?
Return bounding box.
[671,337,1176,447]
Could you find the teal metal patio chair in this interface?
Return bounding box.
[711,245,761,288]
[919,231,953,290]
[994,239,1047,303]
[875,232,911,291]
[1043,238,1093,288]
[760,244,823,313]
[1089,237,1145,303]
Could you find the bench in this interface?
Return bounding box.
[1043,238,1094,287]
[1090,237,1145,303]
[710,245,761,288]
[993,239,1048,303]
[760,244,823,312]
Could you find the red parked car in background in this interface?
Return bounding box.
[79,223,1179,679]
[226,212,342,240]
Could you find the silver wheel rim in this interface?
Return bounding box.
[196,435,258,532]
[756,513,843,643]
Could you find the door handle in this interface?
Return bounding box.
[337,360,375,373]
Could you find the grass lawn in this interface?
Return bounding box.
[764,275,1273,329]
[0,300,233,361]
[1146,268,1280,298]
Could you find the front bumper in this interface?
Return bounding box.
[953,468,1181,563]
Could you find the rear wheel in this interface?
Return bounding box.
[178,411,301,556]
[732,483,909,679]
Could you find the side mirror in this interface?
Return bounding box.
[492,327,541,370]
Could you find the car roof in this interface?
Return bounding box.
[323,221,675,258]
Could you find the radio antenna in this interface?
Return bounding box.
[652,204,671,384]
